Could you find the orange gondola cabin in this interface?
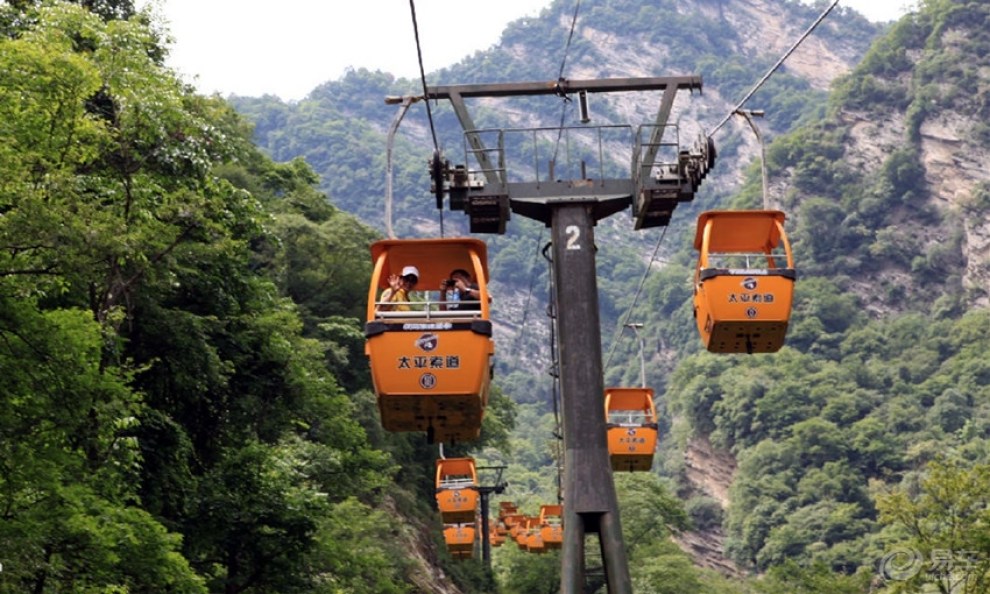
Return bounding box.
[538,504,564,550]
[435,457,479,524]
[497,502,518,534]
[692,210,796,354]
[605,387,659,472]
[503,513,525,538]
[519,517,544,553]
[488,519,506,547]
[443,524,476,559]
[512,517,531,548]
[365,238,494,443]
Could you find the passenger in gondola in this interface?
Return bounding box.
[379,265,421,311]
[439,268,482,311]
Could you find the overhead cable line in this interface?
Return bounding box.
[513,0,581,362]
[408,0,446,236]
[544,2,581,505]
[552,0,582,166]
[556,0,582,85]
[602,226,669,371]
[511,225,548,353]
[384,97,418,239]
[707,0,841,139]
[408,0,440,151]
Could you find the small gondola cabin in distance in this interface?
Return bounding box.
[443,524,476,559]
[692,210,796,354]
[364,238,494,444]
[605,387,658,472]
[538,504,564,550]
[435,457,479,525]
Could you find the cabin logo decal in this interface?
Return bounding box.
[416,333,439,352]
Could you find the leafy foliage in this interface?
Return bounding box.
[0,4,421,593]
[875,456,990,594]
[6,0,990,592]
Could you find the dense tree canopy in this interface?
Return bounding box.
[4,0,990,592]
[0,4,439,592]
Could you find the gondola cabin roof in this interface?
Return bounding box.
[605,387,656,416]
[370,238,489,290]
[435,457,478,488]
[693,210,787,254]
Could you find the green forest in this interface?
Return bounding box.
[2,0,990,593]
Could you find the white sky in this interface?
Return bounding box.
[140,0,917,102]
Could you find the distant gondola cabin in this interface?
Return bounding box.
[523,516,545,553]
[605,387,658,472]
[488,519,506,547]
[503,513,525,536]
[692,210,795,353]
[539,504,564,549]
[444,524,476,558]
[435,457,479,525]
[513,517,532,547]
[365,238,494,443]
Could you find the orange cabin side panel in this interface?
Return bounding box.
[369,329,492,438]
[435,458,477,485]
[607,425,658,472]
[693,210,787,255]
[540,524,563,549]
[693,273,794,353]
[605,388,656,420]
[525,530,545,553]
[444,525,476,554]
[436,489,479,525]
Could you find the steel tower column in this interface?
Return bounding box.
[551,204,631,594]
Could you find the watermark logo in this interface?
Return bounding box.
[878,548,925,581]
[877,548,987,584]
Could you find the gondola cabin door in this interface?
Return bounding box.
[605,387,659,472]
[692,210,796,354]
[364,238,494,443]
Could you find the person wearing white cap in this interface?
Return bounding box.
[379,265,421,311]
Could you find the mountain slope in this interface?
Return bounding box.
[227,0,990,588]
[664,0,990,576]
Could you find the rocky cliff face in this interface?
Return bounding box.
[385,496,468,594]
[674,3,990,574]
[772,6,990,314]
[483,0,879,373]
[675,435,743,576]
[836,107,990,312]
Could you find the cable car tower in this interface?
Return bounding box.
[400,76,715,593]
